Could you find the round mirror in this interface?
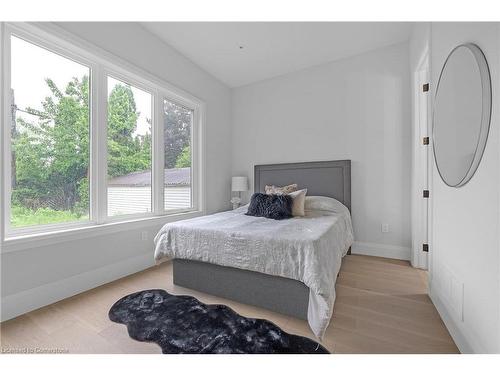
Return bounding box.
[433,43,491,187]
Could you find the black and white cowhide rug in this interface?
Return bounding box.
[109,289,329,354]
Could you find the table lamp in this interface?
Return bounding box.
[230,176,248,209]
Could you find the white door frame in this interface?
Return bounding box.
[411,68,430,270]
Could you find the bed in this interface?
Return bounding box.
[154,160,353,339]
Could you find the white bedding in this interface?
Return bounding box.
[154,198,354,339]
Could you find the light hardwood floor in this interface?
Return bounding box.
[0,254,459,354]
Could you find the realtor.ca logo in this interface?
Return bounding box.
[1,347,69,354]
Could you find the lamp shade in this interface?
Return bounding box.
[231,176,248,192]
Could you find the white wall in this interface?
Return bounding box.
[231,43,412,259]
[428,23,500,353]
[1,22,232,320]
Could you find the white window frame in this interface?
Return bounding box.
[0,22,206,244]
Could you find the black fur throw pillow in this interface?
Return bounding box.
[245,193,293,220]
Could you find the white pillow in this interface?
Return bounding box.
[265,183,298,195]
[304,196,349,215]
[288,189,307,217]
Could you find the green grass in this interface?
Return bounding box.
[11,205,88,228]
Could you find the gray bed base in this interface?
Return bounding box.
[172,160,351,320]
[173,259,309,319]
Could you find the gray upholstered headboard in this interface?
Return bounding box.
[254,160,351,212]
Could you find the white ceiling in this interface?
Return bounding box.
[142,22,413,88]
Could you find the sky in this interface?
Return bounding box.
[11,35,151,137]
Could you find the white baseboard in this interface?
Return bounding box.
[351,241,411,260]
[429,283,484,354]
[1,252,155,322]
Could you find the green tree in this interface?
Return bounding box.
[12,76,90,213]
[164,100,191,169]
[175,145,191,168]
[107,84,151,178]
[11,77,152,222]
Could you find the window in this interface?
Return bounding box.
[2,24,204,239]
[107,77,152,216]
[9,35,91,228]
[163,99,193,211]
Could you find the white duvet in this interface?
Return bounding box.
[154,196,354,339]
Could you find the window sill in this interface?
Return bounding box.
[1,210,204,254]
